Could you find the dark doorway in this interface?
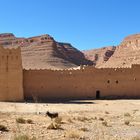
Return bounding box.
[96,90,100,99]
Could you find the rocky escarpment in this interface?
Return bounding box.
[100,34,140,68]
[83,46,116,67]
[2,33,140,69]
[0,33,93,69]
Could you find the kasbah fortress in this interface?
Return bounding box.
[0,33,140,102]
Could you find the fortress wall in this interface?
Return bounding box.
[23,65,140,100]
[0,47,23,101]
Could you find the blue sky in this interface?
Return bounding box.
[0,0,140,50]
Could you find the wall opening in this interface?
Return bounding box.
[96,90,100,99]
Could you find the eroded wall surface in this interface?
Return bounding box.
[0,46,23,101]
[23,65,140,100]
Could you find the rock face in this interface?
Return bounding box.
[100,34,140,68]
[0,33,93,69]
[83,46,116,67]
[1,33,140,69]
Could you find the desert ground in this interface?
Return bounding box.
[0,100,140,140]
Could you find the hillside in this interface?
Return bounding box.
[1,33,140,69]
[0,33,93,69]
[83,46,116,67]
[99,34,140,68]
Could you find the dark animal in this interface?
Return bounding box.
[46,111,58,120]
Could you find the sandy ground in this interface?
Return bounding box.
[0,100,140,140]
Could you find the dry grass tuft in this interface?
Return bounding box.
[79,127,89,132]
[124,120,130,125]
[67,118,73,123]
[14,134,36,140]
[76,116,91,122]
[16,117,26,124]
[124,113,131,117]
[0,124,8,132]
[105,111,109,114]
[102,121,108,127]
[67,130,81,139]
[47,122,62,130]
[26,119,33,124]
[16,118,33,124]
[133,109,139,114]
[99,117,104,121]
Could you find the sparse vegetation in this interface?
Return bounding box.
[99,117,104,121]
[76,116,91,122]
[14,134,29,140]
[124,113,131,117]
[102,121,108,127]
[67,118,73,123]
[133,109,139,114]
[94,116,97,120]
[26,119,33,124]
[16,117,26,124]
[67,130,81,139]
[0,100,139,139]
[0,124,8,132]
[105,111,109,114]
[14,134,36,140]
[124,120,130,125]
[16,118,33,124]
[79,127,89,132]
[47,122,62,130]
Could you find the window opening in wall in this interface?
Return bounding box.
[96,90,100,99]
[107,80,110,83]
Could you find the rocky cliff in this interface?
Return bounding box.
[1,33,140,69]
[0,33,93,69]
[99,34,140,68]
[83,46,116,67]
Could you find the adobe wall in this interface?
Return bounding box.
[23,65,140,100]
[0,46,23,101]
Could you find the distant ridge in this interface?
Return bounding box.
[1,33,140,69]
[0,33,93,69]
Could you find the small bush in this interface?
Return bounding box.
[99,117,104,121]
[26,119,33,124]
[77,116,91,122]
[67,131,80,139]
[47,123,61,130]
[124,113,131,117]
[16,118,26,124]
[14,134,29,140]
[133,109,139,114]
[124,120,130,125]
[79,127,89,132]
[67,118,73,123]
[94,116,97,120]
[14,134,36,140]
[102,121,108,126]
[0,124,8,132]
[105,111,109,114]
